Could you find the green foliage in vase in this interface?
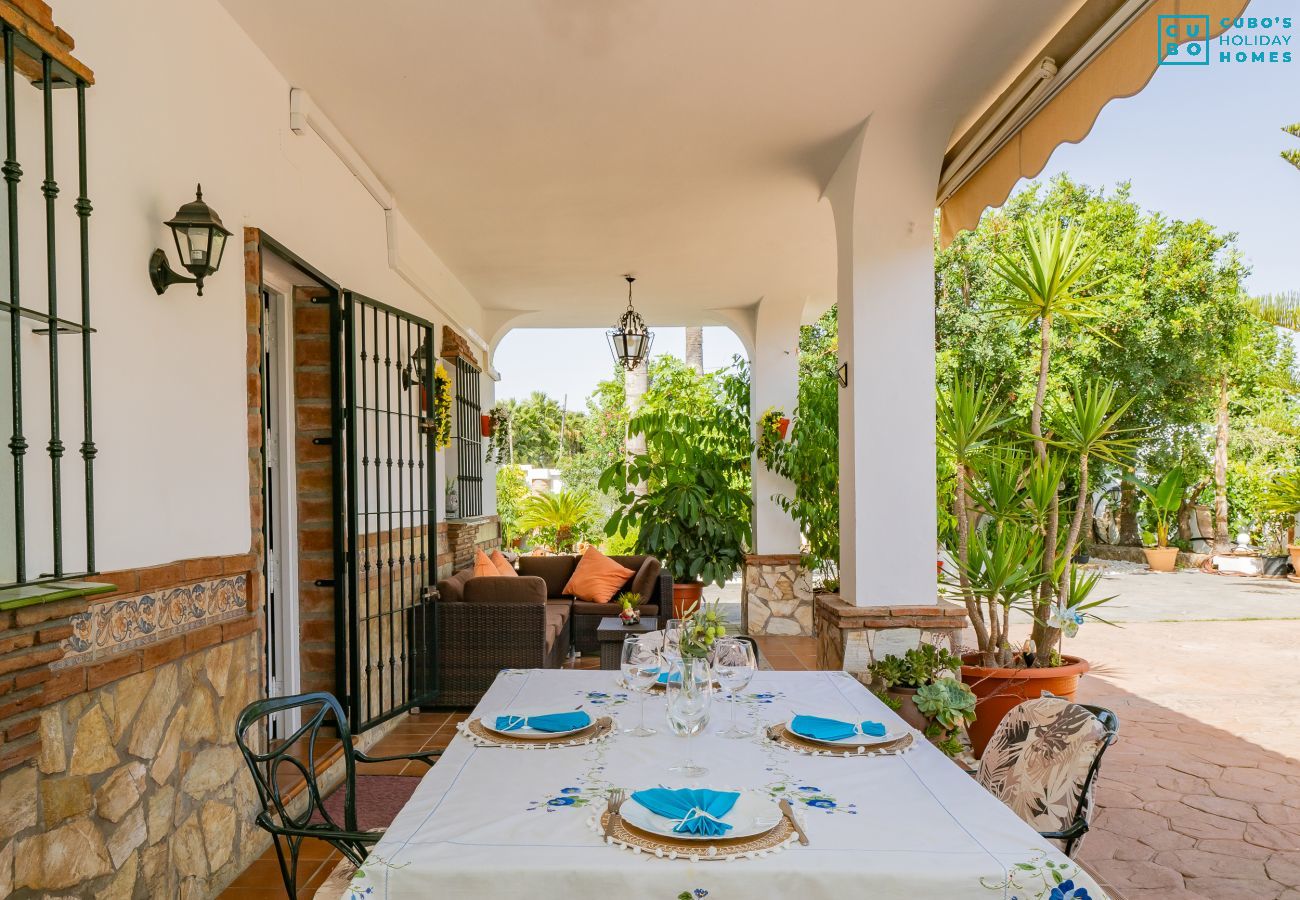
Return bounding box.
[677,600,726,659]
[601,357,753,587]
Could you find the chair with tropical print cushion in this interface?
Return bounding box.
[976,696,1119,856]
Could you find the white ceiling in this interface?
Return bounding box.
[220,0,1074,328]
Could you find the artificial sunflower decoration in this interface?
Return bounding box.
[430,361,453,450]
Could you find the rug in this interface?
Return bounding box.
[311,775,421,832]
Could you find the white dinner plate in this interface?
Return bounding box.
[479,706,591,739]
[620,789,781,841]
[786,716,904,748]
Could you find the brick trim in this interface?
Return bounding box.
[813,593,968,631]
[439,324,478,368]
[744,553,804,565]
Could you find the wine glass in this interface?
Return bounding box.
[713,637,757,738]
[662,619,683,663]
[665,657,712,777]
[620,636,660,737]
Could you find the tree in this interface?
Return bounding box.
[763,307,841,575]
[495,465,529,546]
[602,357,753,587]
[685,326,704,374]
[516,489,599,553]
[501,391,563,467]
[937,176,1251,550]
[1283,121,1300,172]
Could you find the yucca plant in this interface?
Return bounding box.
[948,520,1046,667]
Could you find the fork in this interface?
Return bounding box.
[603,788,627,838]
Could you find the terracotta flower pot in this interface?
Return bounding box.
[671,581,704,618]
[1287,544,1300,575]
[776,417,790,440]
[1143,545,1179,572]
[480,414,493,437]
[960,654,1090,758]
[886,686,931,732]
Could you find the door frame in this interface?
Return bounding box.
[261,273,304,734]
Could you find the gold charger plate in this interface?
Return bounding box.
[764,723,914,756]
[462,715,614,748]
[597,808,797,860]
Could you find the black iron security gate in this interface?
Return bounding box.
[332,291,438,730]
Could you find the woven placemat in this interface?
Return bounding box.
[764,723,915,757]
[459,715,615,749]
[589,806,799,861]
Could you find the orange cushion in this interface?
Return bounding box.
[490,549,518,577]
[472,548,498,578]
[561,547,635,604]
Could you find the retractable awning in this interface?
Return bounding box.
[938,0,1249,245]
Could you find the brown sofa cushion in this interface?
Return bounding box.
[519,554,663,603]
[436,569,474,604]
[517,556,580,598]
[544,606,569,647]
[463,575,547,604]
[570,599,659,618]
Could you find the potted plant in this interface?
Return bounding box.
[867,643,965,733]
[1126,467,1185,572]
[913,679,977,758]
[756,406,789,466]
[942,221,1127,756]
[1262,469,1300,574]
[601,359,752,617]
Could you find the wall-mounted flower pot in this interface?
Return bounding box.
[481,414,493,437]
[1143,545,1178,572]
[960,654,1090,758]
[776,417,790,440]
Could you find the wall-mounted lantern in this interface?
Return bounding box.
[148,184,232,296]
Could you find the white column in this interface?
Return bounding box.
[750,296,804,555]
[824,113,945,607]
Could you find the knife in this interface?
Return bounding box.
[779,798,810,845]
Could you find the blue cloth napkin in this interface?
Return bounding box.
[790,714,886,741]
[656,671,682,685]
[630,788,741,836]
[494,710,591,733]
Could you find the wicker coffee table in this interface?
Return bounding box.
[596,615,658,670]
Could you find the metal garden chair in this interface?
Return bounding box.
[976,697,1119,857]
[235,691,441,896]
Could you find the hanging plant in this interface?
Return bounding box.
[756,407,789,469]
[429,361,453,451]
[484,404,511,464]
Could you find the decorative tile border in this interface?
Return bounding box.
[55,575,248,669]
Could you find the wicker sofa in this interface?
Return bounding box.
[515,554,669,655]
[432,553,669,706]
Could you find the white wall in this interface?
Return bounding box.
[6,0,490,573]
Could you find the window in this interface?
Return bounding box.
[452,356,482,518]
[0,27,98,593]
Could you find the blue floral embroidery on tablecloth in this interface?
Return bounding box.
[984,852,1100,900]
[575,689,629,707]
[675,890,709,899]
[547,796,576,807]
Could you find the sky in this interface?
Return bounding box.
[496,2,1300,404]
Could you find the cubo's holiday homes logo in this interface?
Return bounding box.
[1159,14,1293,65]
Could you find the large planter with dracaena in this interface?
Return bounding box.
[941,221,1128,756]
[600,358,753,615]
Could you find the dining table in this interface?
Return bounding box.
[348,667,1108,899]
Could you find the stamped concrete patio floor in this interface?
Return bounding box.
[1070,605,1300,899]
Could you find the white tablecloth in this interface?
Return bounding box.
[351,669,1106,899]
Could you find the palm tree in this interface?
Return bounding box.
[936,375,1008,657]
[1283,121,1300,173]
[516,489,597,552]
[989,219,1106,608]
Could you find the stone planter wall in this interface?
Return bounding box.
[15,633,261,898]
[742,554,813,636]
[814,593,968,676]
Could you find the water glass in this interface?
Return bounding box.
[662,619,683,663]
[620,636,660,737]
[712,637,757,738]
[665,657,712,777]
